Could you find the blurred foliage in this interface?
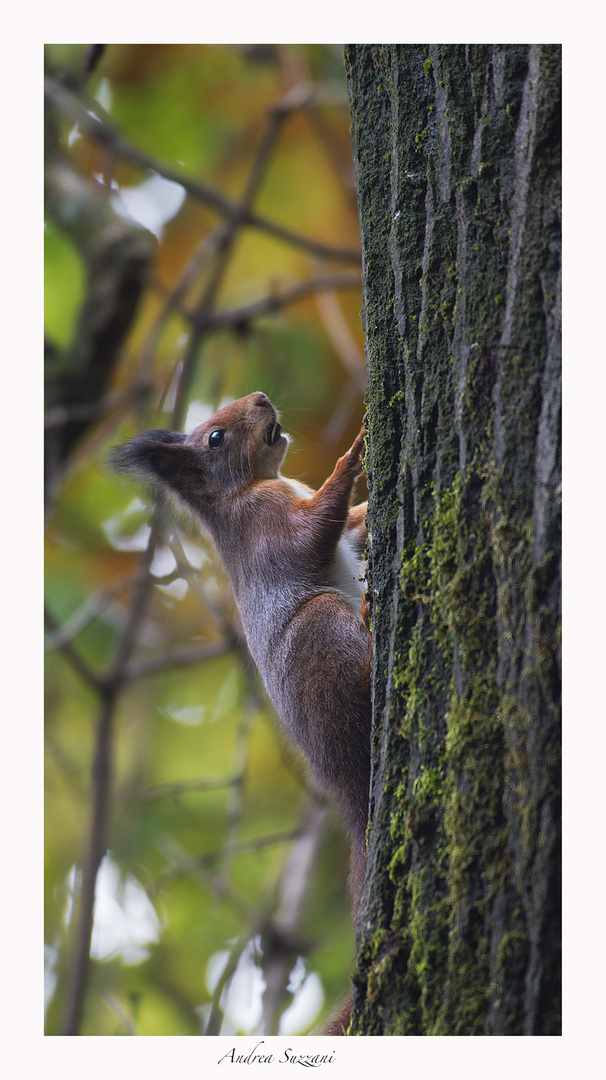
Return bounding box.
[44,44,366,1036]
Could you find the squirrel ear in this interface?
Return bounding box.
[111,431,205,493]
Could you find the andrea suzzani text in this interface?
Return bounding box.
[217,1041,337,1067]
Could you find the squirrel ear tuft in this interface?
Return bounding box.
[110,431,200,489]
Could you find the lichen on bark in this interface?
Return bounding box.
[345,43,560,1035]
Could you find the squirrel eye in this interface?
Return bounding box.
[208,429,226,449]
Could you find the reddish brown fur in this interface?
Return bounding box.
[114,392,371,1034]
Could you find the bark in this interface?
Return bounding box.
[344,44,560,1035]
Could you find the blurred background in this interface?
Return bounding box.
[44,44,366,1035]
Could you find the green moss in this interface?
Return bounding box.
[375,463,517,1031]
[412,763,445,807]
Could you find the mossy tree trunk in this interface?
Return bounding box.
[344,44,561,1036]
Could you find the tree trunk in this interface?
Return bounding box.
[344,44,561,1036]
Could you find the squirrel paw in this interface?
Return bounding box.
[347,427,367,475]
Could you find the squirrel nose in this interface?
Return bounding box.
[251,391,272,408]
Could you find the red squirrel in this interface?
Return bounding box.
[113,391,371,1033]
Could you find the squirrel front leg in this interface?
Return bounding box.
[298,428,366,569]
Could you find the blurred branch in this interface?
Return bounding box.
[215,694,256,893]
[314,287,367,444]
[273,46,357,205]
[315,287,365,380]
[170,87,303,427]
[205,932,253,1036]
[204,798,327,1036]
[44,605,104,691]
[60,533,157,1035]
[166,532,251,658]
[49,525,236,1034]
[44,569,149,651]
[123,639,228,682]
[137,775,242,801]
[156,836,252,920]
[307,102,358,201]
[257,796,327,1034]
[158,829,304,885]
[201,795,327,1036]
[188,272,361,334]
[43,74,361,266]
[102,993,136,1036]
[137,227,234,386]
[44,389,136,431]
[44,100,154,505]
[77,45,107,88]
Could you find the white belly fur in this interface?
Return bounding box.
[283,476,366,616]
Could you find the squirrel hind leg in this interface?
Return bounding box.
[361,589,372,633]
[345,501,367,556]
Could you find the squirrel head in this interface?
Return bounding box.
[112,392,288,519]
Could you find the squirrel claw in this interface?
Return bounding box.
[348,428,367,473]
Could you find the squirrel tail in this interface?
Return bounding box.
[321,989,353,1035]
